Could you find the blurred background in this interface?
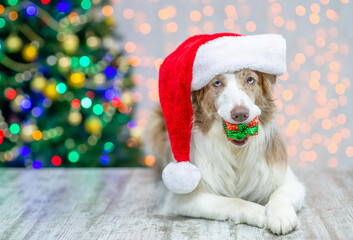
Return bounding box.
[0,0,140,167]
[0,0,352,168]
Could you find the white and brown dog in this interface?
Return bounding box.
[144,34,305,235]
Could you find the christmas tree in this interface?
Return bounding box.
[0,0,141,167]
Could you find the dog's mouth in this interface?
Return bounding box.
[230,137,249,146]
[222,117,259,146]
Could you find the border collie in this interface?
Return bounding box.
[145,68,305,235]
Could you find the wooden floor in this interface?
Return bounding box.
[0,166,352,240]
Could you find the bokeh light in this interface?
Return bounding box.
[9,11,18,21]
[8,0,18,6]
[81,0,92,10]
[79,56,90,67]
[81,97,92,109]
[71,99,81,109]
[51,156,62,166]
[245,21,256,32]
[0,18,5,28]
[190,10,201,22]
[93,104,104,115]
[10,123,20,134]
[104,66,116,78]
[57,2,69,13]
[112,97,122,108]
[20,146,30,157]
[32,107,44,117]
[26,5,37,16]
[6,89,16,100]
[68,151,79,163]
[32,160,42,169]
[139,23,151,34]
[158,9,169,20]
[21,98,32,110]
[56,83,67,94]
[166,22,178,33]
[295,5,306,16]
[32,130,42,140]
[123,8,134,19]
[100,155,110,165]
[102,5,114,16]
[103,142,115,153]
[145,155,156,166]
[113,0,352,169]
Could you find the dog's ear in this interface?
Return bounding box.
[266,73,277,85]
[191,88,205,106]
[261,72,276,85]
[260,73,277,96]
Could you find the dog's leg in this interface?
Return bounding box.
[165,191,267,228]
[266,167,306,235]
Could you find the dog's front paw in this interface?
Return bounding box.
[266,201,298,235]
[241,203,267,229]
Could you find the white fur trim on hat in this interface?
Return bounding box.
[191,34,286,91]
[162,162,201,194]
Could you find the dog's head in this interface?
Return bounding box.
[192,68,277,146]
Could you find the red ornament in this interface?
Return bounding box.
[0,129,5,138]
[85,91,95,99]
[71,99,81,109]
[6,89,16,100]
[0,129,4,144]
[112,97,122,108]
[51,156,62,166]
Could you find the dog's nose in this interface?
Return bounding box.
[231,106,249,122]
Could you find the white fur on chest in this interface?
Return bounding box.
[190,120,284,204]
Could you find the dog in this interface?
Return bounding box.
[144,68,305,235]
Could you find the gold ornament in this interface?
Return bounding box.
[20,124,38,143]
[86,36,101,50]
[31,76,47,92]
[10,95,24,112]
[68,111,82,126]
[122,91,133,105]
[93,73,106,85]
[44,83,59,100]
[84,117,102,135]
[105,16,115,26]
[60,34,79,55]
[68,72,85,88]
[118,57,130,73]
[130,127,142,140]
[5,34,23,53]
[57,56,71,72]
[22,45,38,62]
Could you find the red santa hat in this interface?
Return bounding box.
[159,33,286,194]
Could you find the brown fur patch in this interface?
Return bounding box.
[255,72,277,127]
[265,130,288,169]
[192,74,225,134]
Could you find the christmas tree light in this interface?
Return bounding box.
[0,0,141,167]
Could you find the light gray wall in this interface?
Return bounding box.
[113,0,353,167]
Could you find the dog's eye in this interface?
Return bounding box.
[247,77,255,84]
[213,81,222,87]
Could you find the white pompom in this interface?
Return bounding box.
[162,161,201,194]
